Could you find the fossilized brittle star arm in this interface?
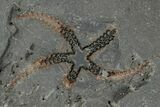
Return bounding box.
[39,53,73,65]
[16,12,63,32]
[87,61,101,76]
[6,53,73,91]
[97,60,152,81]
[59,25,81,50]
[16,12,81,51]
[63,61,102,89]
[6,60,44,91]
[83,29,117,56]
[63,63,80,88]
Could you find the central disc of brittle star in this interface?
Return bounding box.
[69,46,89,71]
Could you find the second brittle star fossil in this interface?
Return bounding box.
[7,12,151,90]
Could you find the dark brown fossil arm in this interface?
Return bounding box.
[63,64,81,89]
[87,61,101,76]
[16,12,63,32]
[38,53,73,65]
[16,12,81,50]
[83,28,117,56]
[97,60,151,81]
[6,53,72,91]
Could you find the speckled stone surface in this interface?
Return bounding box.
[0,0,160,107]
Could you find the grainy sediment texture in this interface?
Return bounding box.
[0,0,160,107]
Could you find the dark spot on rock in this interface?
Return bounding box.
[0,80,2,85]
[0,69,2,73]
[74,94,82,102]
[4,84,7,88]
[16,8,21,12]
[11,64,16,74]
[16,64,19,68]
[25,51,33,60]
[20,57,23,60]
[108,100,111,105]
[30,44,35,50]
[42,97,45,100]
[12,70,15,74]
[55,95,59,99]
[56,86,59,90]
[131,55,134,60]
[65,99,72,104]
[17,91,22,95]
[9,22,13,25]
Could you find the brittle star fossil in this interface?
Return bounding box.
[7,12,152,90]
